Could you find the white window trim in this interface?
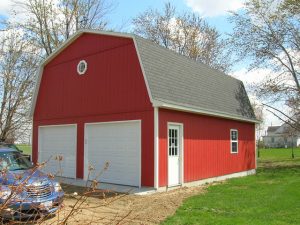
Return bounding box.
[230,129,238,154]
[77,60,87,75]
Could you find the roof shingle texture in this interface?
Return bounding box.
[134,36,256,121]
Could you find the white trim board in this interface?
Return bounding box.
[59,169,256,195]
[38,123,77,128]
[157,169,256,192]
[153,101,260,124]
[85,119,141,126]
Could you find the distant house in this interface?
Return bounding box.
[263,124,300,148]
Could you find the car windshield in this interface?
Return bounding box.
[0,151,33,171]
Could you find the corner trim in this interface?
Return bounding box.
[154,107,159,189]
[255,125,258,169]
[30,66,44,117]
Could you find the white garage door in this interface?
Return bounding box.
[38,125,77,178]
[85,121,141,187]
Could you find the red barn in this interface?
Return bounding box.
[30,30,258,190]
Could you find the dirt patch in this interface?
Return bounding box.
[45,185,206,224]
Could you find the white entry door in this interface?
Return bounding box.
[38,125,77,178]
[168,124,181,186]
[85,121,141,187]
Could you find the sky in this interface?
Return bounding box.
[0,0,282,132]
[108,0,237,34]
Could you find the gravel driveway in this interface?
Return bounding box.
[44,184,206,225]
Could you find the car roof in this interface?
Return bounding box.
[0,147,18,153]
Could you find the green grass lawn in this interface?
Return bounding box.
[17,144,32,155]
[259,148,300,167]
[162,148,300,225]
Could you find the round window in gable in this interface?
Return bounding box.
[77,60,87,75]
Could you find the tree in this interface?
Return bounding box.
[9,0,114,56]
[281,0,300,15]
[252,101,264,136]
[251,100,265,155]
[229,0,299,96]
[228,0,300,132]
[0,0,114,143]
[132,2,232,73]
[0,30,39,142]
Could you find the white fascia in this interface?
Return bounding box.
[153,100,260,124]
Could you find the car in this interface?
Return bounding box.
[0,143,22,152]
[0,147,64,220]
[0,143,31,161]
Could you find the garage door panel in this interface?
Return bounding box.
[38,125,77,178]
[89,159,138,170]
[87,161,139,184]
[39,157,77,176]
[86,121,141,187]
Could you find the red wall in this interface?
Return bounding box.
[159,109,255,187]
[33,34,154,186]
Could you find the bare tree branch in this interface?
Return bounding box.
[132,2,232,73]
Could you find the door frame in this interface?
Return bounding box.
[38,124,77,178]
[83,120,142,188]
[167,122,184,187]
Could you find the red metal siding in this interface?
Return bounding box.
[33,34,154,187]
[35,34,151,120]
[159,109,255,187]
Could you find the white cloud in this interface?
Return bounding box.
[0,0,29,23]
[0,0,13,16]
[0,0,61,21]
[231,67,275,87]
[184,0,244,17]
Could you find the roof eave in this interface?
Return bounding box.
[153,100,260,124]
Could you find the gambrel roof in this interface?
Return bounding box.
[30,30,258,123]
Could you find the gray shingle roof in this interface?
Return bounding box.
[267,126,280,133]
[134,35,256,122]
